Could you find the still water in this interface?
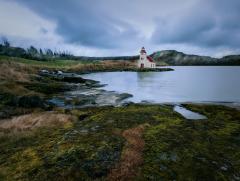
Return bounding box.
[82,66,240,104]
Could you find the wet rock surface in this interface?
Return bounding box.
[39,70,99,84]
[48,89,133,108]
[39,70,133,108]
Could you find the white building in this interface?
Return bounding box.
[138,47,156,68]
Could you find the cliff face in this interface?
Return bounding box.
[150,50,240,66]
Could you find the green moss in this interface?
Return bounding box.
[0,93,43,119]
[0,104,177,180]
[24,81,69,95]
[1,104,240,180]
[0,56,82,69]
[141,104,240,180]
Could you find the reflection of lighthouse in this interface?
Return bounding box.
[138,47,156,68]
[137,72,152,80]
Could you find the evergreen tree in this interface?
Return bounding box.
[27,46,39,57]
[46,49,53,57]
[2,37,10,47]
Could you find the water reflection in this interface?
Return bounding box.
[137,72,156,80]
[174,105,207,120]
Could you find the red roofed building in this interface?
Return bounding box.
[138,47,156,68]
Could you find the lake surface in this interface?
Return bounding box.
[82,66,240,104]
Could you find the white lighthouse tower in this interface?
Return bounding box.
[138,47,156,68]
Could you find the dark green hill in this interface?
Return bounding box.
[150,50,240,66]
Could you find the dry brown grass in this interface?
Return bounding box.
[68,60,136,72]
[107,124,147,181]
[0,112,75,134]
[0,61,40,95]
[0,61,36,82]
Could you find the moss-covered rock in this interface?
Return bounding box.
[141,104,240,181]
[0,104,240,180]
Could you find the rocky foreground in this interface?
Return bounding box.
[0,103,240,180]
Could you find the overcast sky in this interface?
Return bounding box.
[0,0,240,57]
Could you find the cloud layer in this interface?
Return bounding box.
[152,0,240,48]
[0,0,240,57]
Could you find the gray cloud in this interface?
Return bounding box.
[15,0,140,49]
[151,0,240,48]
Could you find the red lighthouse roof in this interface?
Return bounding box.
[140,47,146,54]
[147,56,154,62]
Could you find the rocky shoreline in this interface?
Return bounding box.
[39,70,133,108]
[0,66,174,119]
[2,67,240,119]
[75,67,174,74]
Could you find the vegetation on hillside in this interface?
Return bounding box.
[151,50,240,66]
[0,38,138,62]
[0,38,75,61]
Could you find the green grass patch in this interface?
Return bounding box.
[0,55,83,69]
